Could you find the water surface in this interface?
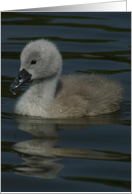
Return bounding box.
[1,12,131,192]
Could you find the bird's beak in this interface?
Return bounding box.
[10,68,32,93]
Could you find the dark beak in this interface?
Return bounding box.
[10,68,32,93]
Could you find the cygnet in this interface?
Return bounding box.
[10,39,123,118]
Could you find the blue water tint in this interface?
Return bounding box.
[1,12,131,192]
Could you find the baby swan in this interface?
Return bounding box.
[10,39,123,118]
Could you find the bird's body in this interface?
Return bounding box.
[10,39,123,118]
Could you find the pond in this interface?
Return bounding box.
[1,12,131,192]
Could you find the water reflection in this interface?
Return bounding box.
[11,114,129,179]
[13,141,64,179]
[14,112,123,136]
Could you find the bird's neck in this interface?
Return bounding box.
[15,71,62,118]
[34,76,59,100]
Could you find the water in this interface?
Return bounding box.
[1,12,131,192]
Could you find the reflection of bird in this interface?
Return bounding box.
[10,39,123,118]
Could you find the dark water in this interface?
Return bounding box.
[1,12,131,192]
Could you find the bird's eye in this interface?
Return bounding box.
[31,60,36,65]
